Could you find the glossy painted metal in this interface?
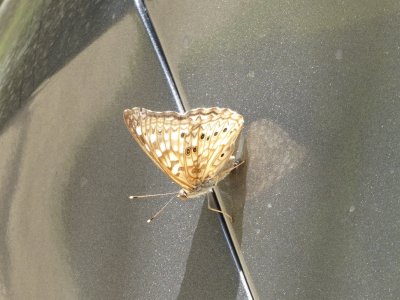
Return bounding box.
[0,1,247,299]
[146,1,400,299]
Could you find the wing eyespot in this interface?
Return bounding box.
[223,128,227,132]
[185,147,191,156]
[181,132,185,138]
[200,133,205,139]
[214,132,218,136]
[193,147,197,153]
[220,153,224,157]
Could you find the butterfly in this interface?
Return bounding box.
[123,107,244,201]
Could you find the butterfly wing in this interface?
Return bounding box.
[123,107,244,191]
[183,108,244,183]
[124,107,195,191]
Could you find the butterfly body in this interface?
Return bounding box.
[177,160,236,199]
[123,107,244,199]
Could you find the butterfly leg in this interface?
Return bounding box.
[206,160,244,222]
[207,196,233,223]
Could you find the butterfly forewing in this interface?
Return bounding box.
[123,107,244,194]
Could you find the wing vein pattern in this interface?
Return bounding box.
[123,107,244,193]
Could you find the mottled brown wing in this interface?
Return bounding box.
[123,107,244,191]
[183,108,244,182]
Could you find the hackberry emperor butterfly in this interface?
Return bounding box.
[123,107,244,200]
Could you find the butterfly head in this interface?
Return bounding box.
[178,182,215,200]
[178,189,189,200]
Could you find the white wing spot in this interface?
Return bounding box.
[136,126,142,136]
[156,149,162,157]
[169,152,178,161]
[179,142,184,154]
[171,131,179,141]
[160,142,166,152]
[164,132,170,150]
[150,134,157,143]
[192,135,198,147]
[172,163,180,175]
[164,157,171,168]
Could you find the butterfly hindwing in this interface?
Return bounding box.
[191,111,242,181]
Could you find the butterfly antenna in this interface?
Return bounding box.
[147,195,176,223]
[129,191,177,199]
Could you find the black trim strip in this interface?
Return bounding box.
[132,1,257,299]
[134,0,184,113]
